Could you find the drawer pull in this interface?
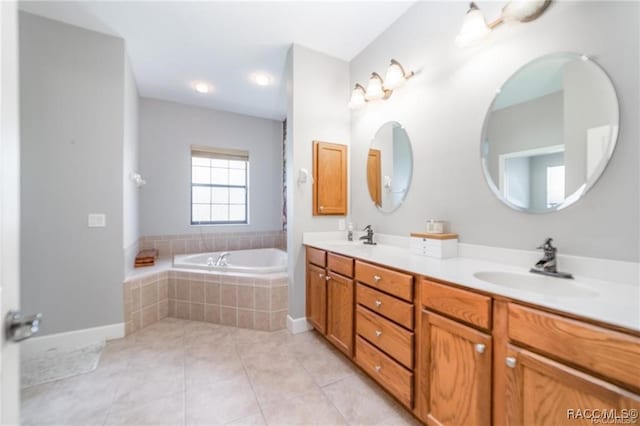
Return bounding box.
[374,365,381,373]
[374,300,382,308]
[475,343,486,354]
[325,276,331,281]
[373,275,382,282]
[375,330,382,337]
[505,357,517,368]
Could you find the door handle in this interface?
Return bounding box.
[5,311,43,342]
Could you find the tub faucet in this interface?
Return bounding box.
[360,225,376,245]
[215,252,231,267]
[530,238,573,279]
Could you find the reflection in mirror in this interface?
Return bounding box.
[367,122,413,213]
[481,52,619,213]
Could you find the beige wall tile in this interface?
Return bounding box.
[168,299,175,317]
[154,240,171,257]
[168,279,176,299]
[271,286,288,311]
[270,310,287,331]
[190,281,205,303]
[205,282,220,304]
[132,287,141,311]
[204,304,220,324]
[237,286,254,309]
[253,312,270,331]
[158,300,169,319]
[254,288,271,310]
[237,309,254,329]
[159,279,169,300]
[221,307,237,327]
[221,284,237,307]
[176,279,189,301]
[175,301,190,320]
[141,305,159,328]
[190,303,205,322]
[141,283,158,308]
[171,239,186,255]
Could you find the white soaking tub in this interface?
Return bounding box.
[172,248,287,274]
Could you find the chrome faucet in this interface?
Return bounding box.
[530,238,573,279]
[215,252,231,267]
[359,225,376,245]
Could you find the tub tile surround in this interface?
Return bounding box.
[303,232,640,332]
[139,230,286,257]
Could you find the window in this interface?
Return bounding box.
[191,146,249,225]
[546,165,565,208]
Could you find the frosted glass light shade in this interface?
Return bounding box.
[456,2,491,47]
[384,61,406,90]
[349,84,367,109]
[365,73,385,101]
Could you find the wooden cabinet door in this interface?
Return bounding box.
[504,344,640,426]
[326,272,354,357]
[306,263,327,334]
[367,148,381,207]
[419,309,492,426]
[313,141,347,215]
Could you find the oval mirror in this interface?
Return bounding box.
[481,52,619,213]
[367,122,413,213]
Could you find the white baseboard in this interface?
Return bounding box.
[21,323,125,357]
[286,315,313,334]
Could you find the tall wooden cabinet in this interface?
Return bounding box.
[313,141,347,215]
[306,262,327,334]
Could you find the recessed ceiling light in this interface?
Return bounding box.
[193,82,212,94]
[251,73,272,87]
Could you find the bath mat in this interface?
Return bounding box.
[21,341,105,388]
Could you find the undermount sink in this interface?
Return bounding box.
[473,271,598,298]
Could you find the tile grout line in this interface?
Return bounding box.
[232,333,268,425]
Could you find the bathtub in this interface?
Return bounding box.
[173,248,287,273]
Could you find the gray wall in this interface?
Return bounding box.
[123,57,139,251]
[138,98,283,236]
[286,45,351,319]
[20,12,126,335]
[350,1,639,262]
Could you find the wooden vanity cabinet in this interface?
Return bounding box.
[312,141,348,216]
[306,248,354,357]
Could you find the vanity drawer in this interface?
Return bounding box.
[508,303,640,391]
[306,246,326,268]
[356,283,414,330]
[421,279,491,330]
[355,261,413,302]
[355,335,413,408]
[356,305,414,369]
[327,252,354,278]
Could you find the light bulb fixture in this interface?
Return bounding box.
[365,72,391,101]
[349,83,367,109]
[251,73,272,86]
[383,59,414,90]
[456,1,551,48]
[193,81,212,94]
[456,2,491,47]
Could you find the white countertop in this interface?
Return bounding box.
[305,239,640,333]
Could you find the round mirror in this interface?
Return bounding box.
[367,122,413,213]
[481,52,619,213]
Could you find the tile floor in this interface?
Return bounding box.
[21,318,420,426]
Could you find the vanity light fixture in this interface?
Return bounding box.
[350,59,414,109]
[456,0,551,47]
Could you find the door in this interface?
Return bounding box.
[420,310,492,426]
[326,272,354,357]
[312,141,347,215]
[306,263,327,334]
[504,344,640,426]
[367,149,381,207]
[1,2,21,423]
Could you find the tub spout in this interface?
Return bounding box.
[215,252,231,267]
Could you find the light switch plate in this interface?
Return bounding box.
[338,219,346,231]
[88,213,106,228]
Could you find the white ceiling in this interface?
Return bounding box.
[19,1,415,120]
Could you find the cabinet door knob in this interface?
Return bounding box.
[375,330,382,337]
[505,357,517,368]
[319,206,324,211]
[374,365,381,372]
[373,275,382,282]
[374,300,382,308]
[475,343,486,354]
[325,276,331,281]
[318,273,324,278]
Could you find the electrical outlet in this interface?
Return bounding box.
[88,213,106,228]
[338,219,346,231]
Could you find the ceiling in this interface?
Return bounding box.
[19,1,415,120]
